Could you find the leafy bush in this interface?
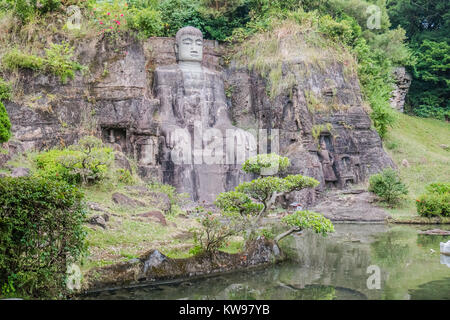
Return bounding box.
[91,0,129,34]
[2,49,45,71]
[44,42,84,83]
[214,191,263,216]
[368,168,408,206]
[0,102,11,143]
[127,6,163,38]
[0,77,12,101]
[425,182,450,195]
[0,177,87,299]
[281,210,335,236]
[34,136,113,185]
[416,182,450,217]
[190,211,241,255]
[242,153,290,175]
[2,43,84,83]
[116,168,134,184]
[5,0,61,22]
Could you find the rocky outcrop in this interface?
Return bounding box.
[309,190,391,222]
[83,238,283,292]
[225,61,394,205]
[390,67,412,112]
[2,31,394,204]
[112,192,146,207]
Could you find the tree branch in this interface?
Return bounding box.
[275,228,302,243]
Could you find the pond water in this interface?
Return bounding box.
[85,224,450,300]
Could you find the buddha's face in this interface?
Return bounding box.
[176,34,203,63]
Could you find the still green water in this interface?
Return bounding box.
[85,224,450,300]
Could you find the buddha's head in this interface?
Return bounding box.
[175,26,203,63]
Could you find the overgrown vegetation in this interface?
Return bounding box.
[2,42,84,83]
[368,168,408,206]
[34,136,114,185]
[383,113,449,219]
[0,177,87,299]
[0,75,11,143]
[387,0,449,120]
[0,0,428,138]
[416,182,450,218]
[0,101,11,143]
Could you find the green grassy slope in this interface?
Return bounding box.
[384,113,450,218]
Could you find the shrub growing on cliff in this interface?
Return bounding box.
[0,77,12,101]
[0,102,11,143]
[368,168,408,206]
[0,177,87,299]
[242,153,290,176]
[2,43,84,83]
[34,136,113,185]
[416,182,450,217]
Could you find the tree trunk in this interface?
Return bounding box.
[275,228,302,244]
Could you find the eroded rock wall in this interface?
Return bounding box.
[2,34,393,204]
[225,60,394,205]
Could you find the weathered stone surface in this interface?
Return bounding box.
[390,67,412,112]
[114,151,132,173]
[136,210,167,226]
[125,185,172,213]
[10,167,30,177]
[112,192,146,207]
[87,201,110,213]
[2,29,394,205]
[309,190,391,222]
[88,215,107,229]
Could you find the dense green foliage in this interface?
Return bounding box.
[34,136,114,185]
[2,43,84,83]
[0,101,11,143]
[0,177,87,299]
[214,191,263,216]
[416,182,450,217]
[282,210,335,236]
[0,77,12,101]
[2,0,435,135]
[369,168,408,205]
[387,0,450,120]
[242,153,290,176]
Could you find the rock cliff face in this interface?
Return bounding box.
[390,67,412,112]
[2,33,394,204]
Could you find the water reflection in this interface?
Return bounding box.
[84,224,450,300]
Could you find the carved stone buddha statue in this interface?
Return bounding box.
[153,26,256,202]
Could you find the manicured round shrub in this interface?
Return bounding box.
[0,177,87,299]
[242,153,290,176]
[282,210,335,236]
[0,102,11,143]
[34,136,113,185]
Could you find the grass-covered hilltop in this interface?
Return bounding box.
[0,0,449,300]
